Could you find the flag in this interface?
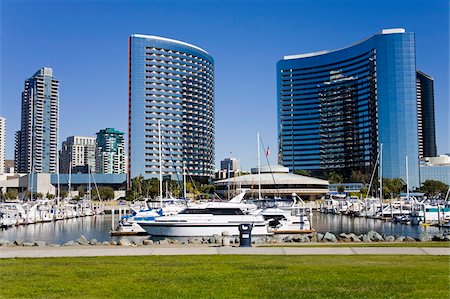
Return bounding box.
[265,146,270,157]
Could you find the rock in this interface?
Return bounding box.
[350,235,361,242]
[368,230,383,242]
[89,239,98,245]
[119,238,131,246]
[432,233,445,241]
[316,233,324,242]
[0,239,10,246]
[158,239,169,245]
[213,234,222,244]
[362,234,371,242]
[171,239,179,244]
[444,235,450,241]
[64,240,77,246]
[23,241,35,247]
[102,241,110,246]
[418,233,433,242]
[35,241,46,247]
[188,237,202,244]
[133,240,143,246]
[49,243,60,247]
[283,235,293,243]
[222,231,230,237]
[14,240,24,246]
[404,236,416,242]
[143,239,154,245]
[323,232,337,242]
[384,235,395,242]
[339,233,350,239]
[76,235,88,245]
[395,236,405,242]
[208,237,215,244]
[300,235,310,243]
[110,241,118,246]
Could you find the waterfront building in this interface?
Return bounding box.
[15,67,59,174]
[416,70,437,158]
[277,28,430,188]
[215,165,329,200]
[59,136,96,174]
[96,128,126,174]
[217,157,240,179]
[0,117,5,173]
[419,155,450,186]
[4,160,14,173]
[128,34,215,183]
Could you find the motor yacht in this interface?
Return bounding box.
[138,201,270,237]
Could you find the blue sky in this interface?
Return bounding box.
[1,0,448,171]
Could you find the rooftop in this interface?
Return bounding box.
[131,34,209,55]
[283,28,406,60]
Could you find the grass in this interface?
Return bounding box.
[259,241,450,248]
[0,255,449,298]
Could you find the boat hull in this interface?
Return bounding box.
[139,222,270,237]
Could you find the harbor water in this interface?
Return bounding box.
[0,213,444,245]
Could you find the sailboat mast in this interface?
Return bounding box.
[158,120,163,206]
[379,143,383,200]
[406,156,409,200]
[183,161,187,199]
[257,132,261,199]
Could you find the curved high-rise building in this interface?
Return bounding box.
[278,28,423,187]
[128,35,215,182]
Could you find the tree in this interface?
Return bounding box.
[93,187,115,201]
[420,180,449,197]
[326,171,344,184]
[349,170,368,184]
[5,189,18,200]
[388,178,405,198]
[60,191,68,199]
[294,169,312,177]
[35,193,44,199]
[47,192,56,200]
[337,185,345,193]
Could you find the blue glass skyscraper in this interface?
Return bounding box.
[277,29,422,187]
[128,35,215,182]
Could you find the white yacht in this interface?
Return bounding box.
[138,201,270,237]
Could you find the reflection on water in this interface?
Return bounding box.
[0,213,444,244]
[312,213,442,237]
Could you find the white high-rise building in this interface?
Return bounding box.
[15,67,59,173]
[0,117,5,174]
[59,136,96,173]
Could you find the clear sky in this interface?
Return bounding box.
[1,0,448,171]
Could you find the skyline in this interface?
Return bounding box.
[1,0,449,171]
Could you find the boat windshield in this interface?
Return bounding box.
[179,208,244,215]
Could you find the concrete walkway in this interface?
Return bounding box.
[1,246,449,258]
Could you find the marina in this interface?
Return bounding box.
[0,210,444,245]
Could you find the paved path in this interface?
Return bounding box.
[0,246,449,258]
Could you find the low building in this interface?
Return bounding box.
[328,183,364,193]
[0,173,126,200]
[419,155,450,186]
[214,165,329,200]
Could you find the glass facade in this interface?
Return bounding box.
[128,35,215,181]
[416,70,437,158]
[278,29,420,187]
[15,67,59,174]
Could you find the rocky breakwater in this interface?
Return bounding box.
[1,230,449,248]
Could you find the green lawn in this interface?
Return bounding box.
[259,241,450,248]
[0,255,449,298]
